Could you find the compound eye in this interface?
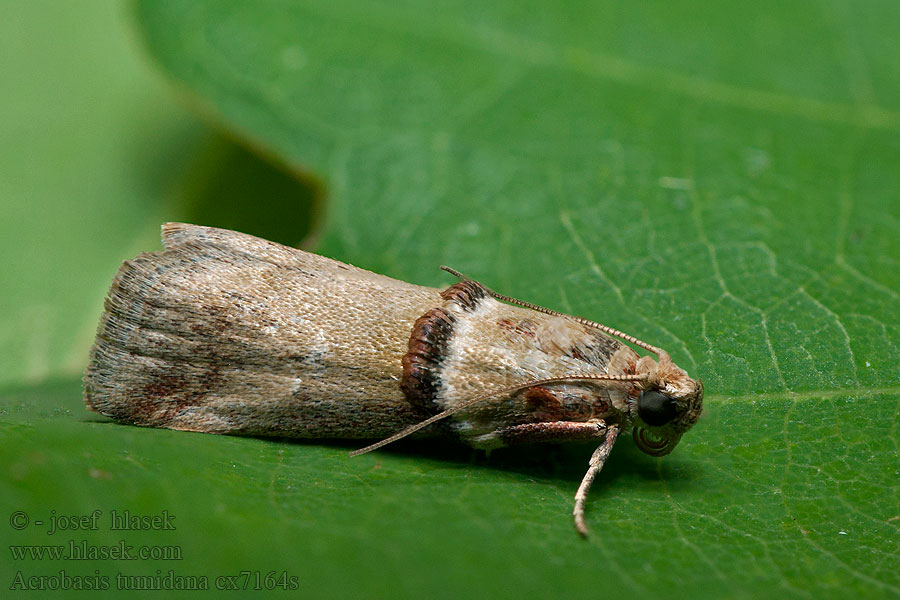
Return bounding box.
[637,390,677,426]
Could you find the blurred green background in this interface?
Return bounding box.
[2,1,899,598]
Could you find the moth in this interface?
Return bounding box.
[84,223,704,536]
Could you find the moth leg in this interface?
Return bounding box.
[573,423,619,537]
[497,420,609,446]
[496,420,618,535]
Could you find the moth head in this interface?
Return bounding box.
[631,355,704,457]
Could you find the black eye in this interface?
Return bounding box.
[638,390,677,426]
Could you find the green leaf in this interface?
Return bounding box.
[4,1,899,598]
[0,3,317,389]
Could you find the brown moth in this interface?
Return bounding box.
[84,223,704,536]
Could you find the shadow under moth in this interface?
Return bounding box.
[84,223,704,536]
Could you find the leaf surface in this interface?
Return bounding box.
[3,1,899,597]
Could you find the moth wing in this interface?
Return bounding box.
[84,223,437,438]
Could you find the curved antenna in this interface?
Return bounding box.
[350,373,646,457]
[440,266,666,358]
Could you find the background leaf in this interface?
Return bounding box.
[3,1,899,598]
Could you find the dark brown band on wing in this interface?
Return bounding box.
[402,281,488,416]
[401,307,455,416]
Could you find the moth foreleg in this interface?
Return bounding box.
[573,424,620,538]
[496,420,619,536]
[497,420,608,446]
